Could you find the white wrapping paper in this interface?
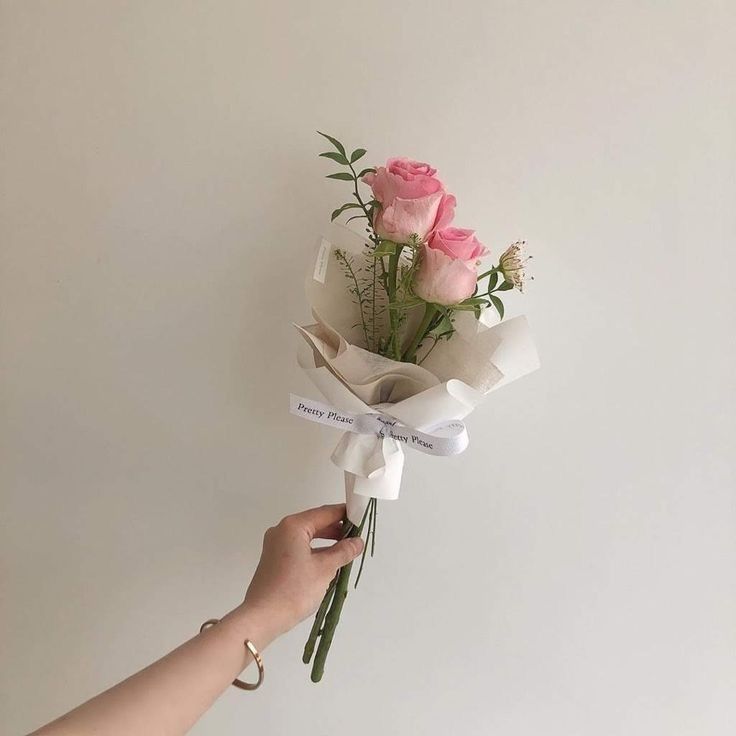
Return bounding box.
[295,224,540,523]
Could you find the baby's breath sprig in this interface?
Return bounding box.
[333,248,372,349]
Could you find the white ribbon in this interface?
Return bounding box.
[290,394,470,457]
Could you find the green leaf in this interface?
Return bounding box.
[373,240,398,257]
[330,202,362,221]
[429,314,454,339]
[496,280,514,291]
[346,214,366,223]
[358,167,376,178]
[459,297,490,307]
[326,172,354,181]
[489,294,505,319]
[316,131,346,155]
[487,271,499,291]
[350,148,367,163]
[319,151,349,165]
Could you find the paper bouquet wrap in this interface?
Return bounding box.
[294,226,539,524]
[293,133,539,682]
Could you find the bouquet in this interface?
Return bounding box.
[292,133,539,681]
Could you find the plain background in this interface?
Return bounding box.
[2,1,734,734]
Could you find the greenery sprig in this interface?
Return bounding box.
[318,132,386,351]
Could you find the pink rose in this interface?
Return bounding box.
[428,227,488,261]
[413,245,478,306]
[412,228,487,305]
[363,157,455,243]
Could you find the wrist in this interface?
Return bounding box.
[223,602,282,650]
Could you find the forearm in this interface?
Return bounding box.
[32,604,278,736]
[28,504,363,735]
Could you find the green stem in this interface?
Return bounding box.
[370,499,377,556]
[353,499,374,589]
[418,337,439,366]
[305,504,371,682]
[348,163,381,352]
[334,249,371,350]
[310,558,353,682]
[302,574,337,664]
[387,244,404,359]
[477,266,499,281]
[402,303,437,363]
[348,162,376,231]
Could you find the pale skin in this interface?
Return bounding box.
[30,504,364,736]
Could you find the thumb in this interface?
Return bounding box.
[319,536,364,569]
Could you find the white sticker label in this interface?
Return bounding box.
[313,238,332,284]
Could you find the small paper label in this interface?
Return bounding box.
[313,238,332,284]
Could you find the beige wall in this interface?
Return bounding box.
[2,1,734,734]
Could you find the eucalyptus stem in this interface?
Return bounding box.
[402,302,437,363]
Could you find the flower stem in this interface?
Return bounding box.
[402,302,437,363]
[387,244,404,359]
[304,504,371,682]
[302,573,337,664]
[310,557,353,682]
[477,266,499,281]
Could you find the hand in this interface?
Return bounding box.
[239,504,364,638]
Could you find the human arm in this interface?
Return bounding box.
[30,504,363,736]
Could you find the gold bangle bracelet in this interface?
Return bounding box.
[199,618,264,691]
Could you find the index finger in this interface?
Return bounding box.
[289,503,347,538]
